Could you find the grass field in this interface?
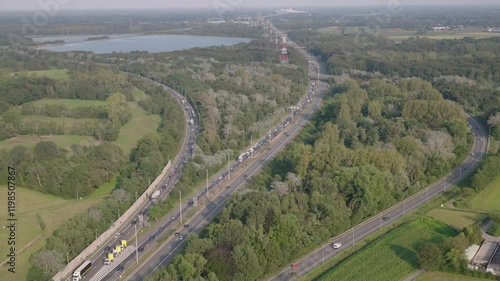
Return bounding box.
[0,94,161,156]
[22,115,99,130]
[428,209,486,231]
[0,185,102,281]
[471,175,500,212]
[131,88,148,101]
[10,69,69,80]
[415,271,489,281]
[112,101,160,155]
[315,217,456,281]
[29,98,106,108]
[0,135,99,150]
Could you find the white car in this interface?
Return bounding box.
[333,242,342,249]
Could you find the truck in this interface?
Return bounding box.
[104,253,114,265]
[237,152,249,163]
[150,190,161,203]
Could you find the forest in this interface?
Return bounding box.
[147,77,472,281]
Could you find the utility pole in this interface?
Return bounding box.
[135,223,138,264]
[179,190,182,225]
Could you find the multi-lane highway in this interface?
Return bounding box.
[77,33,323,280]
[269,115,488,280]
[79,76,199,281]
[120,76,325,281]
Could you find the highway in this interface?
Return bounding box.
[116,58,325,280]
[98,23,325,280]
[79,76,199,281]
[269,115,488,280]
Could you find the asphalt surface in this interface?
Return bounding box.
[80,75,199,281]
[120,66,325,280]
[268,115,488,280]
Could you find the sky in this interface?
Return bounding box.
[2,0,499,10]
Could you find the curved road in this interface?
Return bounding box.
[79,76,199,281]
[118,61,325,280]
[269,115,488,280]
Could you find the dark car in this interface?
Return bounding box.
[104,246,111,252]
[382,216,390,221]
[149,235,156,241]
[117,264,124,271]
[138,247,144,252]
[159,226,165,232]
[183,224,189,228]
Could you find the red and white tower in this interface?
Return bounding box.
[280,32,288,64]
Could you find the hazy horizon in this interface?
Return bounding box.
[2,0,500,11]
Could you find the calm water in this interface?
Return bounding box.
[34,34,252,54]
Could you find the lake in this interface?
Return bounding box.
[34,34,252,54]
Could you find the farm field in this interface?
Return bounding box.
[428,209,486,231]
[315,217,456,281]
[10,68,69,80]
[0,185,102,281]
[471,175,500,212]
[415,271,489,281]
[317,27,500,40]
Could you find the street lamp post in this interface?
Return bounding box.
[95,228,97,241]
[179,190,182,225]
[135,223,138,265]
[227,154,230,181]
[117,208,120,220]
[352,227,355,246]
[67,252,69,264]
[206,168,209,199]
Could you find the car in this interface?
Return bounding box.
[104,246,111,252]
[218,176,223,180]
[183,224,189,228]
[225,185,230,189]
[382,216,390,221]
[179,235,185,240]
[138,247,144,252]
[174,232,181,236]
[159,226,165,232]
[471,152,475,156]
[243,174,248,178]
[171,215,176,220]
[333,242,342,249]
[117,264,124,271]
[149,235,156,241]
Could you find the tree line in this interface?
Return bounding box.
[146,77,471,281]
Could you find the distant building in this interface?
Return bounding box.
[207,19,225,24]
[487,28,500,33]
[433,26,450,31]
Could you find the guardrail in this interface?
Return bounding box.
[52,161,171,281]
